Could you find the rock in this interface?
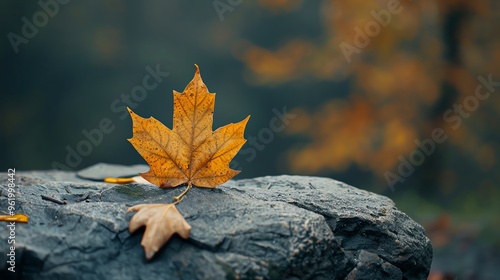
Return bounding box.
[76,163,149,181]
[0,165,432,279]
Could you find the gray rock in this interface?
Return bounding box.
[0,166,432,279]
[76,163,149,181]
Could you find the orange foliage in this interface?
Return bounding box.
[235,0,500,185]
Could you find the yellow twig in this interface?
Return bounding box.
[104,177,136,184]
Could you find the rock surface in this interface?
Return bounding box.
[0,165,432,279]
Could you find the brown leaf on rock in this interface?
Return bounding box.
[128,64,250,189]
[126,203,191,260]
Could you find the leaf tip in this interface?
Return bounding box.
[145,250,155,260]
[125,205,139,213]
[243,115,251,124]
[194,64,200,74]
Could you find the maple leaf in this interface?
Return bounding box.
[126,204,191,260]
[128,64,249,192]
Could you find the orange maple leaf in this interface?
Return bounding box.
[126,203,191,260]
[128,64,250,192]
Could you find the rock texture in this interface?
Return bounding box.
[0,165,432,279]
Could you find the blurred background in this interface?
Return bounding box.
[1,0,499,278]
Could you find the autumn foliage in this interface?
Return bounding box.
[234,0,499,196]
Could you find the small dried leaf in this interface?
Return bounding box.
[0,213,29,223]
[126,204,191,260]
[104,176,151,184]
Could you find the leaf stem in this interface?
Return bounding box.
[173,183,192,203]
